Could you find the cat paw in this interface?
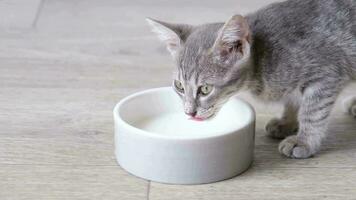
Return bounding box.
[343,97,356,118]
[278,136,314,159]
[265,118,298,139]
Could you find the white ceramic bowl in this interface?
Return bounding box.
[114,87,255,184]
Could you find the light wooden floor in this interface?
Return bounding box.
[1,0,355,199]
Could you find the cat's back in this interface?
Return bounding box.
[247,0,356,74]
[248,0,355,41]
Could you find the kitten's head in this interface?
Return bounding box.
[147,15,252,120]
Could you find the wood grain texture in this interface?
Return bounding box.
[150,167,356,200]
[0,0,355,199]
[0,165,147,200]
[0,0,42,29]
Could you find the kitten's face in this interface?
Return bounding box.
[172,43,247,120]
[147,15,251,120]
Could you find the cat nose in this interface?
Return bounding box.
[185,111,197,117]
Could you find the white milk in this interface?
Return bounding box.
[134,105,249,138]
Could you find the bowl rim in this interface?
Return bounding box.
[113,87,255,141]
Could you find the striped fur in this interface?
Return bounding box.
[148,0,356,158]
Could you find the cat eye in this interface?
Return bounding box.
[199,84,213,96]
[174,80,184,93]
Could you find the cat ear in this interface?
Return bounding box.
[212,15,251,63]
[146,18,193,58]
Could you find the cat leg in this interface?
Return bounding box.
[266,102,299,139]
[279,84,340,158]
[343,96,356,118]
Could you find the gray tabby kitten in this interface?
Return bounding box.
[147,0,356,159]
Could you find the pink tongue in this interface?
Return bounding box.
[189,117,204,121]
